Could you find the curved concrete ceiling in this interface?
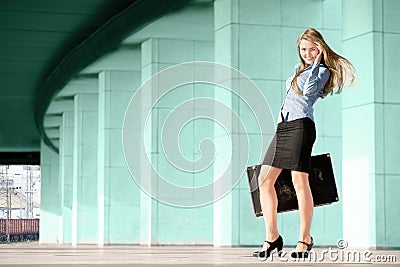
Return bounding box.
[0,0,188,154]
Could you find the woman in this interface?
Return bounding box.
[255,28,355,259]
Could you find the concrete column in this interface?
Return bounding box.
[97,70,141,245]
[342,0,400,248]
[72,93,98,244]
[41,105,71,244]
[39,140,60,243]
[51,78,98,245]
[214,0,278,247]
[140,37,214,245]
[60,109,74,244]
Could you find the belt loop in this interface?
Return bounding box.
[280,112,285,122]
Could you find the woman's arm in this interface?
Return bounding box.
[302,45,330,96]
[302,64,330,96]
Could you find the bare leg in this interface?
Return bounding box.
[258,165,282,250]
[291,170,314,251]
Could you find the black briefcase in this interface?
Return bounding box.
[247,153,339,216]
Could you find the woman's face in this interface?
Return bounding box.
[299,39,320,66]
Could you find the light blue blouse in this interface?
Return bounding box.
[278,62,330,123]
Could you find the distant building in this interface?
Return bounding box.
[0,165,41,219]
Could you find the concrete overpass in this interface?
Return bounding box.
[0,0,399,249]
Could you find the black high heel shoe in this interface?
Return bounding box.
[291,237,313,258]
[252,235,283,259]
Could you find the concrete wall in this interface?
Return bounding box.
[39,0,399,248]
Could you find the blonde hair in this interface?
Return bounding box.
[292,28,355,98]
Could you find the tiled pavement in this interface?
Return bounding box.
[0,242,399,266]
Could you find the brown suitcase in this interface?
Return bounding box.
[247,153,339,216]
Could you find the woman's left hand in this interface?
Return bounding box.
[314,44,323,65]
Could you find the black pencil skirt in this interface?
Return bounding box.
[262,117,316,173]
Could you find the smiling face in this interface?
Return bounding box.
[299,39,319,67]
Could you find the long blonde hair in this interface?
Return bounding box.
[292,28,355,98]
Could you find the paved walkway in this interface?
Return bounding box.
[0,242,399,266]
